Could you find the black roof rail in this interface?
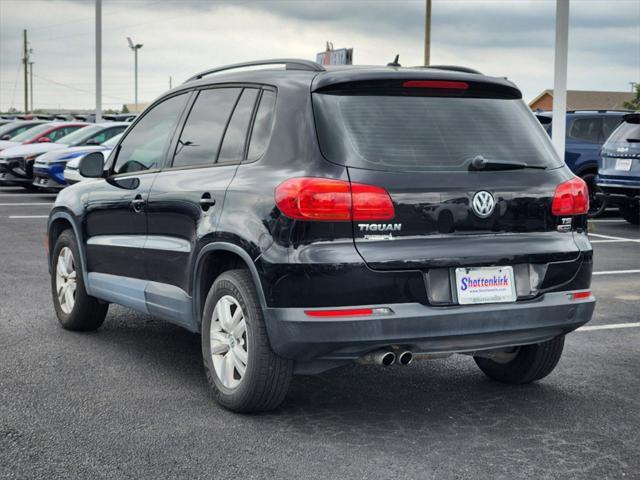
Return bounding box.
[413,65,483,75]
[184,58,326,84]
[566,109,634,114]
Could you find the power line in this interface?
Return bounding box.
[32,73,130,103]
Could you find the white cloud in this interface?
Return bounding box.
[0,0,638,111]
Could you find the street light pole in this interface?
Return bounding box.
[127,37,143,112]
[551,0,570,162]
[424,0,432,66]
[96,0,102,122]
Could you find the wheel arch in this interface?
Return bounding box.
[193,242,267,329]
[47,210,92,295]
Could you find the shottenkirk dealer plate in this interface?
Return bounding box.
[455,266,517,305]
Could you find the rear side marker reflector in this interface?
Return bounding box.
[570,291,591,300]
[275,177,395,221]
[304,307,394,318]
[402,80,469,90]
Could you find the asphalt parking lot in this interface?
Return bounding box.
[0,185,638,480]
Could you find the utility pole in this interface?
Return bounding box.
[424,0,432,66]
[127,37,143,112]
[29,62,34,113]
[23,29,29,114]
[96,0,102,122]
[169,76,172,89]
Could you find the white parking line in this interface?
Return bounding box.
[589,219,628,223]
[577,322,640,332]
[8,215,49,219]
[588,233,640,244]
[593,269,640,276]
[0,202,53,206]
[0,194,56,197]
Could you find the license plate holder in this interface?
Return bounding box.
[615,158,632,171]
[455,266,517,305]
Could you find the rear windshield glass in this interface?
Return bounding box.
[313,95,561,172]
[605,121,640,145]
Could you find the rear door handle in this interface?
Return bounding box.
[131,194,146,212]
[200,192,216,211]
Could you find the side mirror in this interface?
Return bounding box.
[0,134,10,141]
[79,152,105,178]
[38,137,52,143]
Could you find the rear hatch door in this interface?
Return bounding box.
[312,73,582,271]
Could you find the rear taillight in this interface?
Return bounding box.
[275,177,395,221]
[551,177,589,216]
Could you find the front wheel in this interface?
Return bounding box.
[619,203,640,225]
[51,229,108,331]
[201,269,293,413]
[474,336,565,384]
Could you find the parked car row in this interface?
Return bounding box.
[0,120,128,190]
[0,113,138,123]
[534,109,640,223]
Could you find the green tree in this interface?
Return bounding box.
[624,83,640,110]
[122,104,130,113]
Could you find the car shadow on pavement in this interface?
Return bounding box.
[92,307,578,431]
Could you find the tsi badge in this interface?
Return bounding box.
[472,190,495,218]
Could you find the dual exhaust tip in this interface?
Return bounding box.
[358,349,413,366]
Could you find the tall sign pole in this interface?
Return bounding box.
[424,0,432,66]
[551,0,570,161]
[95,0,102,122]
[29,62,34,112]
[23,30,29,113]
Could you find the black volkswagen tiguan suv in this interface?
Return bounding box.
[47,59,595,412]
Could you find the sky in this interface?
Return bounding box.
[0,0,639,111]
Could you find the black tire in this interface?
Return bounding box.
[51,229,108,331]
[581,172,606,218]
[201,269,293,413]
[619,203,640,225]
[474,336,565,384]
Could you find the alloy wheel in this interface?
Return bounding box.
[210,295,248,389]
[55,246,77,314]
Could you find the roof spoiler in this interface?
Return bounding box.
[623,113,640,124]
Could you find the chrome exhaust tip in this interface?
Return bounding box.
[397,350,413,365]
[357,349,396,366]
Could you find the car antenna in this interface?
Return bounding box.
[387,54,401,67]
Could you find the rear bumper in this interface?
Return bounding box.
[264,291,595,363]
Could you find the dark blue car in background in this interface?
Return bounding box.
[597,113,640,224]
[536,110,627,217]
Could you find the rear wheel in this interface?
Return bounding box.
[619,203,640,225]
[201,269,293,412]
[581,172,606,218]
[51,229,108,331]
[474,336,565,384]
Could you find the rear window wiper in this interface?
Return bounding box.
[468,155,547,171]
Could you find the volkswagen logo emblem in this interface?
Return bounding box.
[472,191,495,218]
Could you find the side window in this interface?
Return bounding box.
[172,88,241,168]
[569,118,603,143]
[89,126,125,145]
[114,93,189,174]
[47,126,78,141]
[247,90,276,161]
[218,89,259,163]
[603,117,623,140]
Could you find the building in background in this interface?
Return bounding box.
[529,89,634,111]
